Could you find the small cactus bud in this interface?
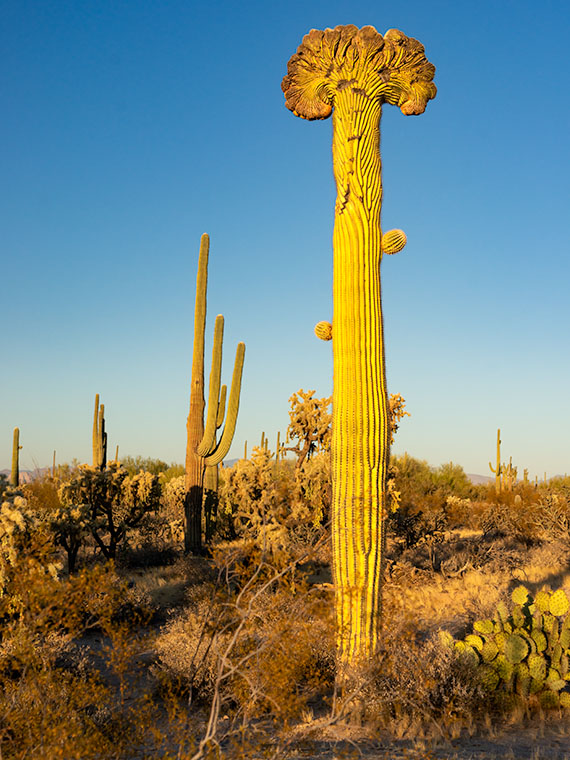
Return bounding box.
[314,321,332,341]
[382,229,407,255]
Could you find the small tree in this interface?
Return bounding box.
[59,463,161,560]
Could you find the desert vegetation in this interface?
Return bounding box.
[3,383,570,758]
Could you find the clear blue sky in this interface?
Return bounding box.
[2,0,569,478]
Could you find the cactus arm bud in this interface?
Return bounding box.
[381,229,407,255]
[315,321,333,341]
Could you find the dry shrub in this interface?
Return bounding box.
[154,554,336,730]
[475,488,570,543]
[343,622,485,739]
[0,499,158,759]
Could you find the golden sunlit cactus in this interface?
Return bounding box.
[314,321,333,341]
[381,229,407,255]
[283,25,436,668]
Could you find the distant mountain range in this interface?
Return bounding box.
[466,473,494,485]
[0,469,41,484]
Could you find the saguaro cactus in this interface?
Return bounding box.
[282,25,436,666]
[11,427,21,487]
[92,394,108,470]
[489,428,502,493]
[185,234,245,553]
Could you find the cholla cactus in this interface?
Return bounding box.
[388,393,410,445]
[48,504,93,573]
[59,463,161,559]
[285,389,332,470]
[161,475,185,542]
[448,585,570,708]
[283,25,436,666]
[1,497,60,610]
[220,447,290,556]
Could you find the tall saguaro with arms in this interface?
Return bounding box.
[185,234,245,553]
[282,25,436,667]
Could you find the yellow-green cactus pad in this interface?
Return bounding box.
[528,654,546,681]
[543,613,556,633]
[531,629,547,652]
[505,634,529,664]
[547,678,566,692]
[482,640,499,662]
[496,601,509,624]
[493,655,514,681]
[549,589,569,617]
[474,619,494,635]
[512,605,526,628]
[530,677,545,694]
[381,229,407,255]
[528,654,547,681]
[495,632,508,651]
[512,585,531,606]
[465,634,483,652]
[560,691,570,708]
[516,672,531,697]
[314,321,333,341]
[535,590,551,612]
[479,665,500,692]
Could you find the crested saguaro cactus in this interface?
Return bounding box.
[185,234,245,553]
[11,427,22,487]
[282,25,436,666]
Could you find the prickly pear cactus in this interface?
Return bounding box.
[448,585,570,708]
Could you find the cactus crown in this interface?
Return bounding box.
[282,25,436,121]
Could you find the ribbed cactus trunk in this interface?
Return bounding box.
[281,25,436,669]
[185,234,208,553]
[331,94,388,666]
[11,428,20,488]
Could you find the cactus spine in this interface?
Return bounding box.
[282,25,436,667]
[489,428,502,493]
[11,428,21,487]
[92,394,107,470]
[185,234,245,553]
